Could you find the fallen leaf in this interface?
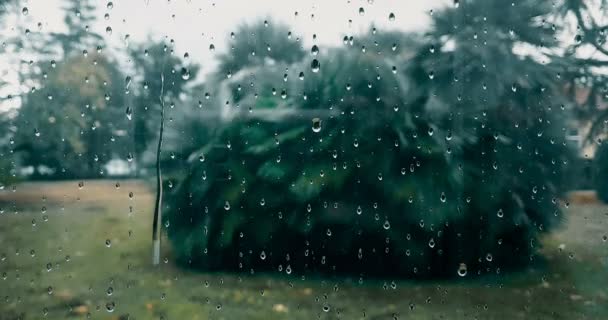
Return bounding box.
[272,303,288,313]
[72,305,88,315]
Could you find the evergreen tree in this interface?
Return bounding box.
[164,1,586,278]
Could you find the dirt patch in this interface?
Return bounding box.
[566,190,603,205]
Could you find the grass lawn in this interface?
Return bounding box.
[0,180,607,320]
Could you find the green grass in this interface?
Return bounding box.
[0,180,607,320]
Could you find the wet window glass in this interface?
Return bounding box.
[1,0,608,319]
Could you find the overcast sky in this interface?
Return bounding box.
[9,0,446,76]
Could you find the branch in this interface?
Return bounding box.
[152,70,165,266]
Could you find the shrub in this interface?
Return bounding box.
[595,143,608,203]
[164,44,575,278]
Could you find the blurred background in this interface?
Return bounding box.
[1,0,608,319]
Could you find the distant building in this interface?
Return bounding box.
[104,159,136,177]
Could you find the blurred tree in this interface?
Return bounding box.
[165,0,587,278]
[53,0,102,57]
[557,0,608,142]
[13,53,127,178]
[0,0,17,16]
[217,19,305,76]
[127,40,199,166]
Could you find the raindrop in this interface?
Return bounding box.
[105,239,112,247]
[359,7,365,16]
[181,67,191,80]
[388,12,395,21]
[312,118,322,133]
[497,208,504,218]
[224,201,231,211]
[22,7,28,15]
[311,45,319,56]
[311,59,320,73]
[457,263,467,277]
[383,220,390,230]
[125,106,132,120]
[106,1,114,10]
[106,301,115,313]
[260,251,266,260]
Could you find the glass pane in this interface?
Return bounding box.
[1,0,608,319]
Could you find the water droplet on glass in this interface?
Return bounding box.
[312,118,322,133]
[311,44,319,56]
[181,67,190,80]
[457,263,467,276]
[106,301,115,313]
[22,7,28,15]
[311,59,320,73]
[388,12,395,21]
[383,220,390,230]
